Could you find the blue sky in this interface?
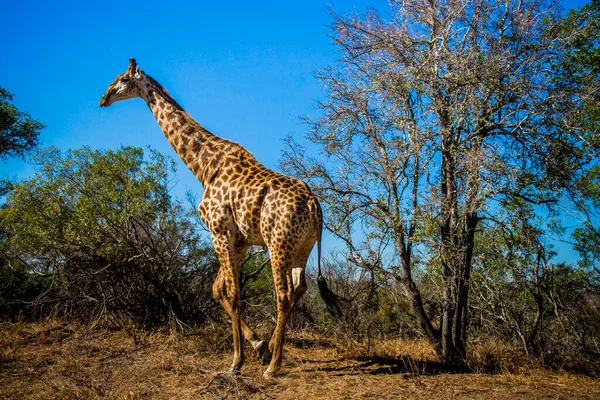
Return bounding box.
[1,0,591,264]
[2,0,387,186]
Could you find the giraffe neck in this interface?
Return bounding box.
[138,76,226,186]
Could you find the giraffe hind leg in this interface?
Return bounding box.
[253,339,272,364]
[240,318,271,363]
[264,256,294,379]
[263,250,311,378]
[262,237,314,378]
[291,251,310,299]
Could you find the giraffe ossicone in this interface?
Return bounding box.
[99,58,342,378]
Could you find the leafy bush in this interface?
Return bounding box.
[0,146,218,326]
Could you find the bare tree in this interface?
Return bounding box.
[283,0,574,362]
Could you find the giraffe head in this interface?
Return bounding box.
[99,58,147,107]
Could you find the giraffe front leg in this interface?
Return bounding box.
[213,262,271,370]
[210,239,271,366]
[213,269,244,372]
[204,201,248,373]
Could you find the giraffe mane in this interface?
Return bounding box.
[146,75,185,111]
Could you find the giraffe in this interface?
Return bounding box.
[99,58,341,378]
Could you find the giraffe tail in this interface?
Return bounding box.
[312,198,343,324]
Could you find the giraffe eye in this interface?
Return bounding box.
[121,77,130,83]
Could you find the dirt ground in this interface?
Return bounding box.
[1,321,599,399]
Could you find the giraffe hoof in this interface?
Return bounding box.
[225,367,241,375]
[254,341,272,365]
[262,368,275,380]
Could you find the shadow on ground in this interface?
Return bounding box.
[301,353,499,377]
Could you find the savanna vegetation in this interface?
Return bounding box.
[1,0,599,398]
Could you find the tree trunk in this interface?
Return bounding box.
[439,123,461,363]
[397,244,441,345]
[454,212,478,357]
[441,289,457,362]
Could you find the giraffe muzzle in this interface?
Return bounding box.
[99,90,116,107]
[99,95,110,107]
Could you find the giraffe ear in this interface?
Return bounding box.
[134,66,143,80]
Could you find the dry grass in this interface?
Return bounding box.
[1,320,599,399]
